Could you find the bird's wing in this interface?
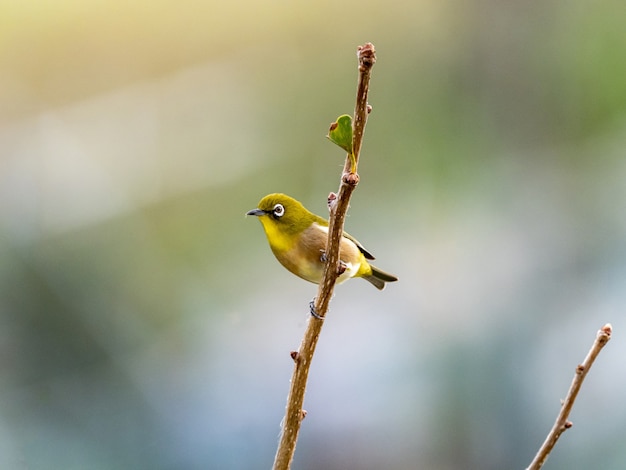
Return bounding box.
[315,215,376,260]
[343,231,375,260]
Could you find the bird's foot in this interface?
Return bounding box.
[320,252,347,275]
[337,260,347,275]
[309,298,324,320]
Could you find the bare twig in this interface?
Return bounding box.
[526,323,612,470]
[272,43,377,470]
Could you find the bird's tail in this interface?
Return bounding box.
[362,265,398,290]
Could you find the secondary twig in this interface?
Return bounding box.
[526,323,612,470]
[272,43,377,470]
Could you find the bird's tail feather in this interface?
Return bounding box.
[362,265,398,290]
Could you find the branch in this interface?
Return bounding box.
[272,43,377,470]
[526,323,612,470]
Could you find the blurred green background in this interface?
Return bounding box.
[1,0,625,469]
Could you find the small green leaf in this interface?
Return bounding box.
[327,114,353,153]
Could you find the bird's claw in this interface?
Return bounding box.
[309,298,324,320]
[337,260,347,275]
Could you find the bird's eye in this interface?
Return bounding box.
[273,203,285,218]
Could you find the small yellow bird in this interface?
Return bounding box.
[246,193,398,290]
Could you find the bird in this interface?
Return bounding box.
[246,193,398,290]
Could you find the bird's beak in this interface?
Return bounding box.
[246,208,266,217]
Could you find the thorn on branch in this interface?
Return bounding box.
[290,351,300,362]
[564,421,573,429]
[300,410,307,421]
[366,104,373,114]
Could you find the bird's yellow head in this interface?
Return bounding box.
[246,193,319,242]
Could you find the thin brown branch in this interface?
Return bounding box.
[272,43,377,470]
[526,323,612,470]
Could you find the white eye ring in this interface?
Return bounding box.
[273,203,285,217]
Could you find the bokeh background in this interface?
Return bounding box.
[1,1,625,469]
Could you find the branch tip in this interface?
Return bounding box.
[357,43,376,70]
[597,324,612,346]
[526,324,612,470]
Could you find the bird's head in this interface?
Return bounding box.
[246,193,317,236]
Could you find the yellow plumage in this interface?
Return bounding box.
[247,193,397,290]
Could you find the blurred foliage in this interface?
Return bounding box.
[1,0,626,469]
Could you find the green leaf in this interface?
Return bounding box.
[327,114,353,153]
